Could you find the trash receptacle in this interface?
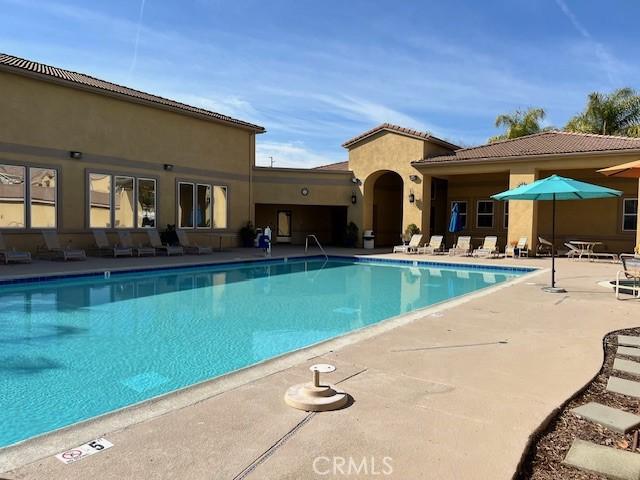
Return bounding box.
[363,230,375,249]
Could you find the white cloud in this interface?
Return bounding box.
[255,141,342,169]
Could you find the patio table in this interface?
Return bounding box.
[569,241,603,260]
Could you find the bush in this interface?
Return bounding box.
[239,221,256,247]
[405,223,421,238]
[344,222,359,247]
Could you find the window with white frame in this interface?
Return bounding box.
[503,201,509,229]
[89,173,156,229]
[476,200,495,228]
[623,198,638,231]
[178,181,227,229]
[452,201,467,230]
[0,164,58,229]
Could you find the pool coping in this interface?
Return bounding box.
[0,257,544,473]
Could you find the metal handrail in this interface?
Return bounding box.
[305,234,328,259]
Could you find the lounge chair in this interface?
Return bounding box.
[564,242,587,260]
[417,235,445,255]
[537,236,553,256]
[505,237,529,258]
[448,236,471,256]
[0,232,31,264]
[118,231,156,257]
[616,255,640,299]
[41,231,86,261]
[147,229,184,256]
[93,230,132,257]
[472,236,499,258]
[176,230,212,255]
[393,234,422,254]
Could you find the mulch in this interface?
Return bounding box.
[517,326,640,480]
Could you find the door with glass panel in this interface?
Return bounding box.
[276,210,292,243]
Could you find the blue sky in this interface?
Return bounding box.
[2,0,639,167]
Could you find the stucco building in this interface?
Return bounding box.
[1,53,639,254]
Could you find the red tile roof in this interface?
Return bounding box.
[417,131,640,164]
[342,123,459,150]
[313,161,350,171]
[0,53,265,132]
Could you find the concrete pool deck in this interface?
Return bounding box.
[1,248,638,479]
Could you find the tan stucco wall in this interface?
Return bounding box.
[0,70,256,251]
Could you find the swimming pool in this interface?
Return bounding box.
[0,256,529,448]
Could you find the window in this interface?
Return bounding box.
[623,198,638,231]
[89,173,156,229]
[0,164,58,229]
[477,200,494,228]
[452,201,467,230]
[503,201,509,229]
[178,182,227,229]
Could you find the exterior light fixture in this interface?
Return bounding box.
[351,191,357,204]
[301,187,309,196]
[163,164,174,171]
[351,177,359,184]
[69,151,82,159]
[409,191,415,203]
[409,174,419,182]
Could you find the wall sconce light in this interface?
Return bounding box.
[409,174,419,182]
[351,191,357,205]
[163,163,174,171]
[69,151,82,159]
[351,177,361,185]
[409,191,415,203]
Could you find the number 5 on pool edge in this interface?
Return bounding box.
[88,441,105,450]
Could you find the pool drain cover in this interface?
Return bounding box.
[284,364,348,412]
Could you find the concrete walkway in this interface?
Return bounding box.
[2,249,639,479]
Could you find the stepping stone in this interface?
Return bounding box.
[619,346,640,358]
[615,358,640,376]
[571,402,640,433]
[608,377,640,399]
[563,439,640,480]
[619,335,640,348]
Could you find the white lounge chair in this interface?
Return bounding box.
[118,231,156,257]
[393,234,422,254]
[472,236,499,258]
[0,232,31,264]
[176,230,212,255]
[564,242,586,259]
[41,231,86,261]
[147,229,184,256]
[417,235,444,255]
[93,230,132,257]
[505,237,529,258]
[448,236,471,256]
[616,255,640,299]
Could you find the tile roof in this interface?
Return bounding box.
[417,131,640,164]
[313,161,350,171]
[0,53,265,132]
[342,123,459,150]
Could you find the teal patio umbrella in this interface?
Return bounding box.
[492,175,622,293]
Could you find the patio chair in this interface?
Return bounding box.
[417,235,445,255]
[147,229,184,256]
[537,236,553,256]
[41,231,86,261]
[505,237,528,258]
[93,230,132,257]
[448,236,471,256]
[393,234,422,254]
[118,231,156,257]
[472,236,499,258]
[176,230,212,255]
[564,242,586,260]
[615,254,640,299]
[0,232,31,264]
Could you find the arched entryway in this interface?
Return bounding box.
[367,171,403,246]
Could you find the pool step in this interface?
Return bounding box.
[615,358,640,376]
[619,346,640,359]
[563,439,640,480]
[607,377,640,399]
[619,336,640,348]
[571,402,640,433]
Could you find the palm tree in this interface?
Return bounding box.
[565,88,640,137]
[489,108,550,143]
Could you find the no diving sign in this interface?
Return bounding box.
[55,438,113,464]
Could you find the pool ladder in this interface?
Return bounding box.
[305,234,328,260]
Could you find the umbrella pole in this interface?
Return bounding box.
[545,194,566,293]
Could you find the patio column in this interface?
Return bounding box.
[508,166,539,253]
[403,174,431,236]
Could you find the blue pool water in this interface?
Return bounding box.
[0,257,527,447]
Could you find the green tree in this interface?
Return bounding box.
[489,107,550,143]
[565,88,640,137]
